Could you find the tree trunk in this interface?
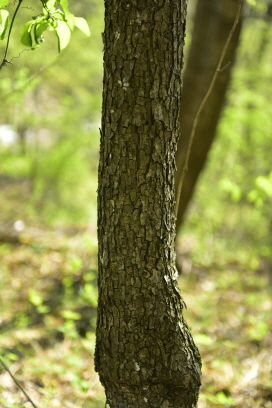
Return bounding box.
[95,1,201,407]
[175,0,243,231]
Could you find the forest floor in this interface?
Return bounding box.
[0,185,271,408]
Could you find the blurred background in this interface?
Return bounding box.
[0,0,271,407]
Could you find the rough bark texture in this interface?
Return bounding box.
[175,0,243,231]
[95,1,201,407]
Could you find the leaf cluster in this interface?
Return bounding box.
[0,0,90,69]
[20,0,90,52]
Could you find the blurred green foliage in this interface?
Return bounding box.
[182,8,272,265]
[0,0,103,224]
[0,1,272,407]
[0,0,271,260]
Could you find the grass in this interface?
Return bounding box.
[0,184,271,408]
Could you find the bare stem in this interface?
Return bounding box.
[0,357,39,408]
[0,0,23,69]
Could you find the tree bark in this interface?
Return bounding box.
[95,1,201,407]
[175,0,243,231]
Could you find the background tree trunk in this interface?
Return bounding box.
[95,1,201,407]
[175,0,243,231]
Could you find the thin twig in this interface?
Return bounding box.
[0,1,18,10]
[0,356,39,408]
[0,0,23,70]
[175,0,243,216]
[21,5,39,12]
[10,46,38,62]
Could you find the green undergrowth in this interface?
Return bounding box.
[0,226,104,407]
[0,221,271,407]
[178,249,272,408]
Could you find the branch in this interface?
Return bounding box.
[175,0,243,216]
[0,356,39,408]
[0,0,23,70]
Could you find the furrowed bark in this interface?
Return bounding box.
[95,1,201,407]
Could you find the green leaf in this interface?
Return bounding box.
[57,0,74,30]
[214,392,236,405]
[0,0,8,8]
[74,17,90,37]
[20,21,34,47]
[255,174,272,197]
[34,19,48,44]
[6,352,19,361]
[37,305,50,314]
[194,333,213,346]
[52,10,65,21]
[69,255,82,272]
[0,9,9,40]
[60,310,81,320]
[28,288,43,307]
[60,0,69,14]
[55,20,71,52]
[65,12,75,30]
[45,0,56,11]
[248,318,269,341]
